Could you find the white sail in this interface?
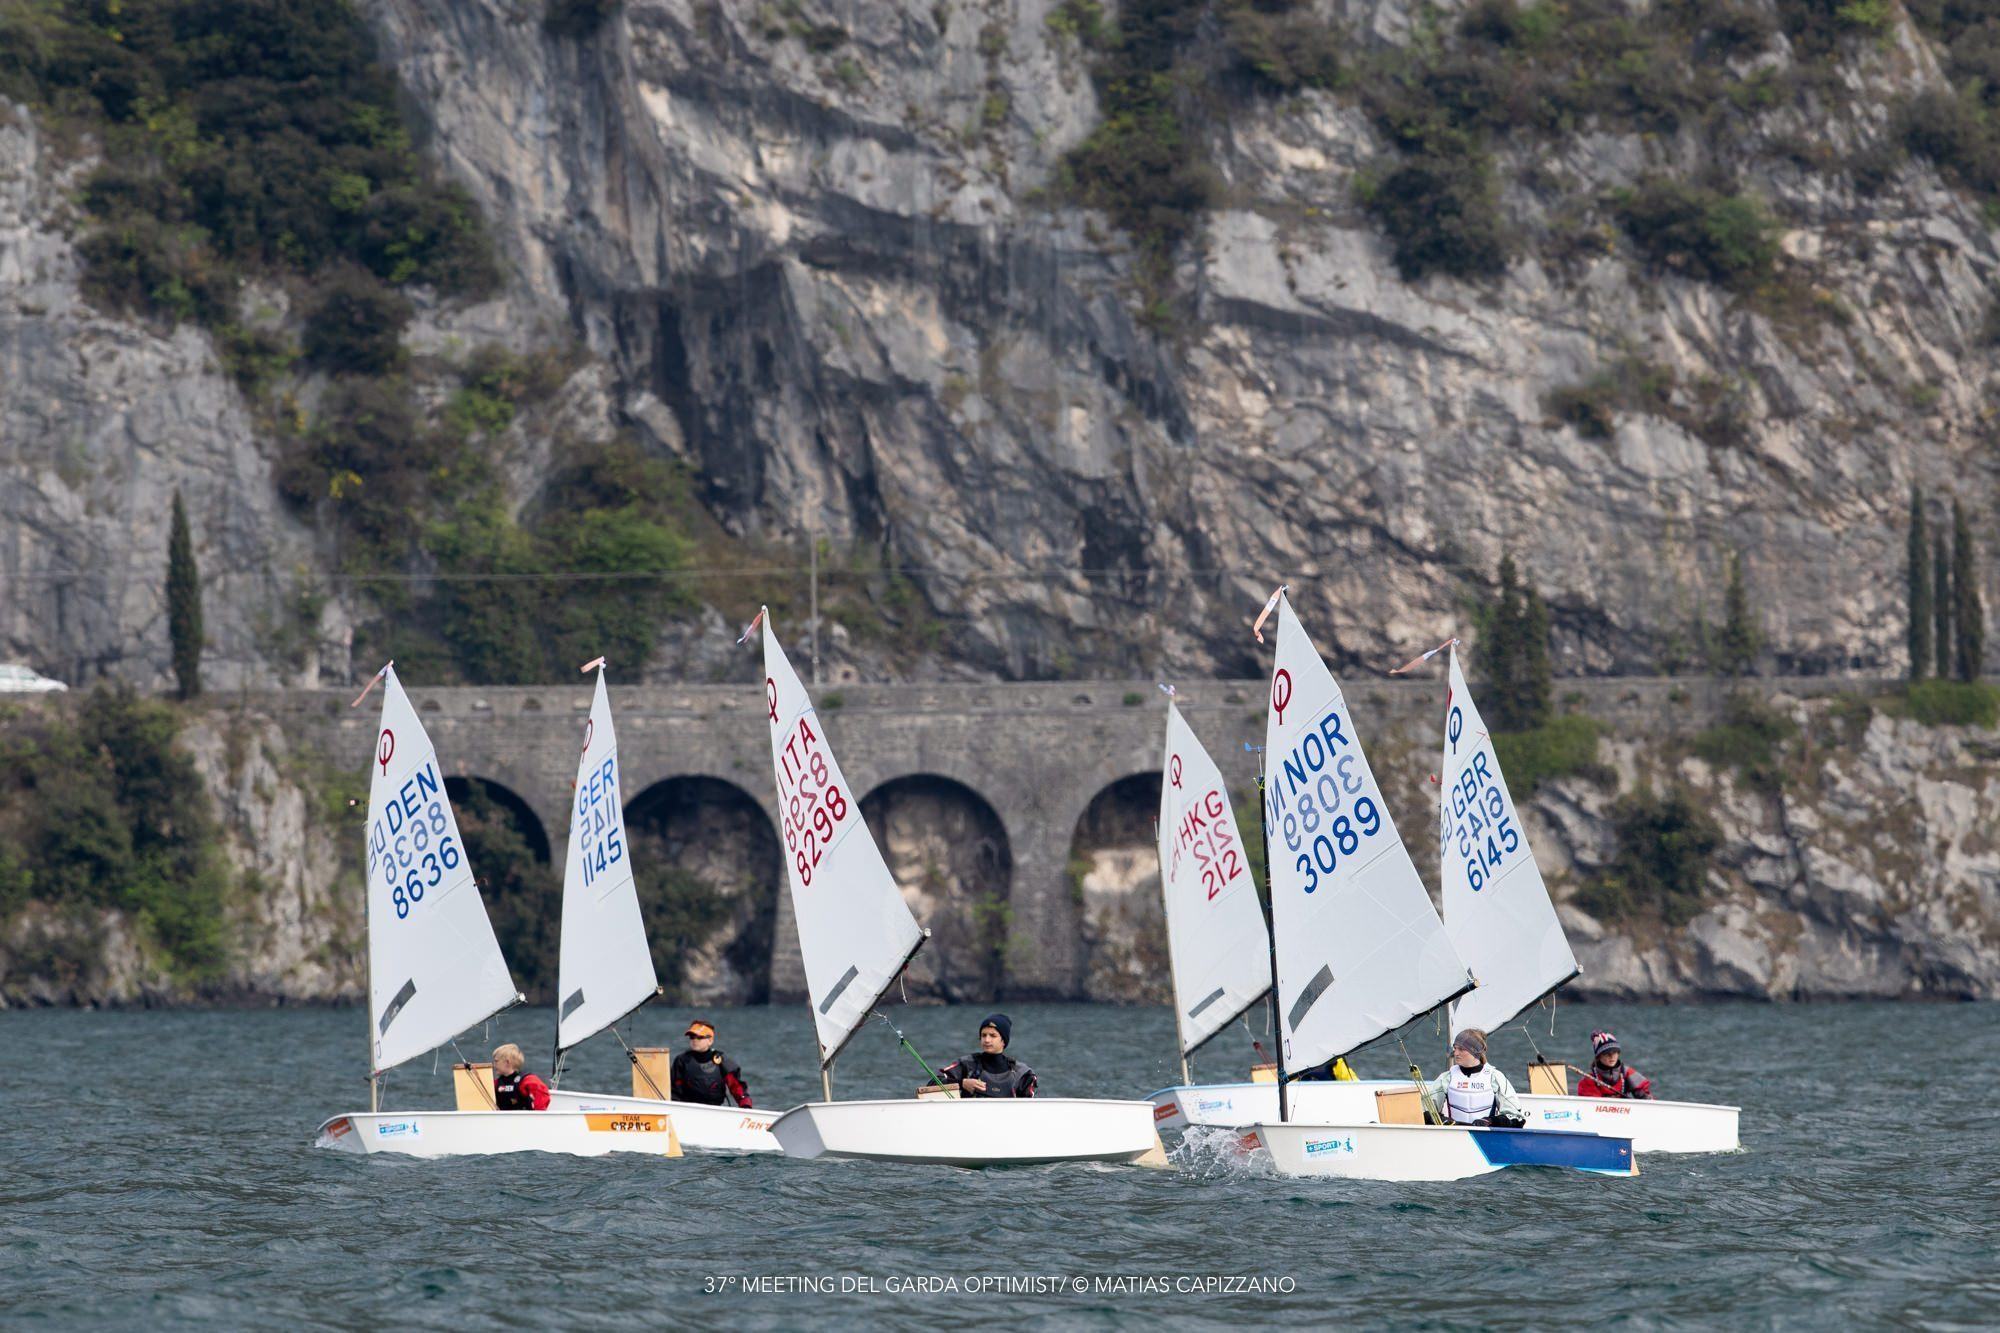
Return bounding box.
[364,665,518,1074]
[1440,645,1579,1033]
[762,619,926,1066]
[555,668,658,1053]
[1158,700,1272,1057]
[1261,594,1472,1070]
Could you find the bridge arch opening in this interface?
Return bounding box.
[860,774,1013,1003]
[1069,772,1169,1004]
[623,776,783,1005]
[445,776,559,1003]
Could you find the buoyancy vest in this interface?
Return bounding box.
[1443,1063,1500,1124]
[954,1052,1028,1097]
[672,1048,738,1105]
[493,1069,538,1110]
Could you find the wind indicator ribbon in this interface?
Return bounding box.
[349,660,392,709]
[1251,585,1288,643]
[736,605,768,645]
[1157,682,1177,700]
[1388,636,1459,676]
[579,656,607,674]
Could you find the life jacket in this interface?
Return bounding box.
[1443,1062,1501,1124]
[493,1069,540,1110]
[953,1052,1029,1097]
[672,1048,738,1105]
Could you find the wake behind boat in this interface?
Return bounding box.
[750,610,1163,1168]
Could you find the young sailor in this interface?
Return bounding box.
[1424,1029,1525,1127]
[670,1020,754,1107]
[923,1013,1037,1098]
[491,1043,551,1110]
[1577,1030,1654,1099]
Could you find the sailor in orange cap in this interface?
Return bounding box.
[670,1020,753,1107]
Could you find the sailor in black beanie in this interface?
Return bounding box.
[923,1013,1038,1098]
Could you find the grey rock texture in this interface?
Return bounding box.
[354,0,1998,682]
[0,106,350,691]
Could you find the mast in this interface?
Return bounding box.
[1257,766,1288,1124]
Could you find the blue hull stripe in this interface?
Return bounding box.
[1470,1128,1634,1175]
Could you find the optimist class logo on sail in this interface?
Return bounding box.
[770,677,854,888]
[367,756,461,921]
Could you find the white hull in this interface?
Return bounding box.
[546,1089,781,1153]
[1152,1082,1738,1154]
[771,1098,1161,1166]
[313,1110,682,1158]
[1253,1121,1636,1181]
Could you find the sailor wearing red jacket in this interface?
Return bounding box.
[1577,1030,1654,1099]
[491,1043,551,1110]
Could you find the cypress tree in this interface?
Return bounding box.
[1934,530,1954,678]
[1908,486,1932,680]
[167,490,203,700]
[1953,499,1983,680]
[1521,585,1553,730]
[1487,556,1522,730]
[1718,550,1760,677]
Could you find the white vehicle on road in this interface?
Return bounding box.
[0,665,67,693]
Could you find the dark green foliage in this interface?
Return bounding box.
[1219,1,1341,94]
[1909,487,1933,680]
[167,490,202,699]
[1952,499,1983,680]
[1717,550,1760,677]
[4,0,494,331]
[1480,555,1553,732]
[1690,691,1795,793]
[302,268,410,374]
[1490,714,1611,798]
[1573,786,1721,927]
[543,0,621,39]
[1060,0,1216,298]
[1611,178,1779,290]
[425,439,697,684]
[0,690,230,979]
[276,375,440,561]
[1897,89,2000,198]
[629,838,734,999]
[1935,530,1955,678]
[1902,678,2000,727]
[451,779,558,1001]
[1357,148,1511,282]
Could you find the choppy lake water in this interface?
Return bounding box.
[2,1001,1994,1327]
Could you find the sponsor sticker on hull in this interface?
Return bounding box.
[1153,1103,1178,1122]
[1304,1136,1356,1156]
[375,1121,419,1138]
[587,1113,666,1133]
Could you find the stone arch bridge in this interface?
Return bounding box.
[264,675,1837,1000]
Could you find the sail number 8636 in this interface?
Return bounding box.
[383,799,461,920]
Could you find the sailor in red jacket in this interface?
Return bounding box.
[1577,1030,1653,1099]
[491,1043,551,1110]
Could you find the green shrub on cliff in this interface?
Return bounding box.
[1573,785,1720,927]
[1492,714,1611,798]
[0,691,230,980]
[1900,679,2000,728]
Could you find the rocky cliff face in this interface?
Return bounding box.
[353,0,1997,681]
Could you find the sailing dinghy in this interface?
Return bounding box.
[1241,593,1635,1181]
[537,664,780,1152]
[313,663,682,1159]
[743,612,1164,1166]
[1434,644,1738,1154]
